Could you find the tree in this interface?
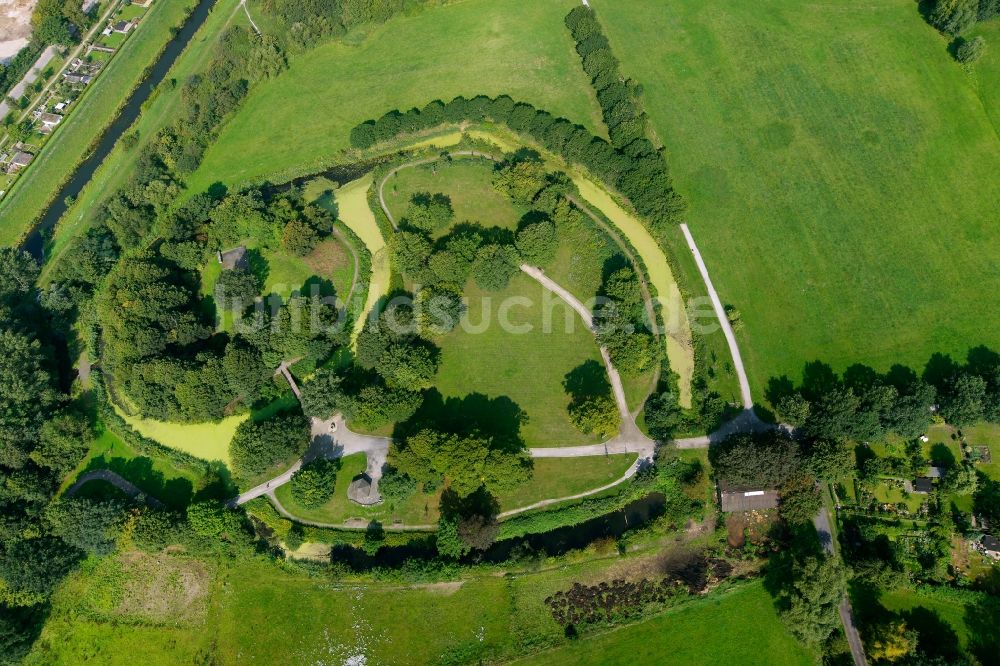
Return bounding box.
[214,268,261,312]
[435,517,469,559]
[492,160,547,206]
[299,368,350,419]
[44,498,123,556]
[457,513,500,551]
[868,619,918,662]
[472,243,520,291]
[776,555,847,648]
[515,218,557,265]
[377,341,438,388]
[229,413,310,480]
[803,386,861,440]
[0,330,59,469]
[30,410,92,475]
[775,392,810,426]
[943,461,978,494]
[35,15,71,44]
[940,373,986,426]
[281,217,319,256]
[392,429,529,497]
[351,383,422,430]
[777,475,821,524]
[379,467,418,505]
[711,431,804,489]
[956,35,987,63]
[930,0,979,34]
[390,230,434,281]
[805,438,854,480]
[0,537,80,598]
[290,458,340,508]
[416,284,465,335]
[222,342,268,402]
[403,192,453,233]
[567,393,620,439]
[643,390,684,440]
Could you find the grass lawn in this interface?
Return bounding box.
[383,157,522,238]
[434,272,606,448]
[330,174,388,343]
[925,423,964,466]
[970,20,1000,133]
[60,428,203,508]
[187,0,602,192]
[98,31,128,49]
[0,0,200,244]
[273,453,441,527]
[871,482,926,513]
[962,422,1000,481]
[115,405,243,466]
[879,588,972,650]
[595,0,1000,398]
[495,454,637,512]
[514,581,815,666]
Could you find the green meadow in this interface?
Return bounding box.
[595,0,1000,396]
[188,0,602,191]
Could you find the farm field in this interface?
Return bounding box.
[515,581,815,666]
[594,0,1000,397]
[188,0,602,192]
[0,0,200,245]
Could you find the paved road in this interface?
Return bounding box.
[679,223,754,410]
[65,469,166,508]
[815,506,869,666]
[233,414,389,506]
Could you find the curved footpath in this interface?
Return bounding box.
[233,265,656,526]
[65,469,166,509]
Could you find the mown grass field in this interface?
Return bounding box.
[435,272,605,448]
[595,0,1000,397]
[383,158,522,238]
[188,0,602,192]
[515,581,814,666]
[0,0,200,245]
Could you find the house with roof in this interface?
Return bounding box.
[910,477,935,494]
[983,535,1000,560]
[218,246,248,271]
[718,480,779,512]
[7,151,34,173]
[112,20,136,34]
[348,473,382,506]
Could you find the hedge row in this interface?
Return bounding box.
[565,5,650,153]
[349,94,685,234]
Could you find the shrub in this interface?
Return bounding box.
[229,413,311,480]
[956,35,986,63]
[403,192,453,233]
[515,218,558,265]
[291,458,341,508]
[568,393,621,439]
[300,368,351,420]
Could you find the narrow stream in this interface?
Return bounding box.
[21,0,218,260]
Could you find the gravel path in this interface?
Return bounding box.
[65,469,165,508]
[679,223,753,410]
[815,506,869,666]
